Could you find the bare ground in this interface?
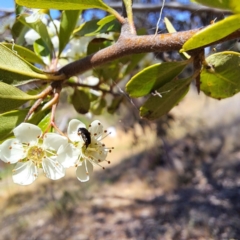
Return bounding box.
[1,88,240,240]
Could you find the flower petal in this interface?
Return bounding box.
[12,161,38,185]
[25,29,40,45]
[42,157,65,180]
[57,143,81,168]
[13,123,42,144]
[43,133,68,151]
[25,10,41,23]
[67,119,86,142]
[0,139,26,163]
[76,160,93,182]
[87,144,108,162]
[88,120,103,140]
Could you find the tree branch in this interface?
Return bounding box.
[58,24,240,79]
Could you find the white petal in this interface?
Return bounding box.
[43,133,68,151]
[13,123,42,144]
[87,145,107,162]
[51,35,59,49]
[83,76,99,86]
[42,157,65,180]
[48,20,60,36]
[0,139,26,163]
[25,29,40,45]
[67,119,86,142]
[25,10,41,23]
[76,160,93,182]
[12,161,38,185]
[57,143,81,168]
[88,120,103,140]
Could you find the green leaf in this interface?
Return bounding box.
[140,77,192,120]
[74,19,99,36]
[18,14,53,56]
[11,21,29,45]
[33,38,51,63]
[191,0,230,10]
[16,0,117,15]
[123,53,146,76]
[0,109,28,142]
[71,88,90,114]
[164,17,190,59]
[181,14,240,52]
[3,43,45,65]
[229,0,240,13]
[0,82,37,113]
[0,109,50,142]
[200,51,240,99]
[0,43,55,85]
[107,95,123,114]
[74,15,120,37]
[126,60,189,98]
[38,113,51,132]
[87,38,112,55]
[91,98,106,115]
[59,10,81,55]
[123,0,133,24]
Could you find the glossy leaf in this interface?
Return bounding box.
[18,14,53,56]
[164,17,190,59]
[229,0,240,13]
[107,95,123,114]
[126,60,189,98]
[123,0,133,24]
[191,0,230,10]
[200,51,240,99]
[0,43,51,85]
[87,38,112,55]
[0,109,29,142]
[38,113,51,132]
[123,53,146,77]
[71,89,90,114]
[33,38,51,63]
[74,19,100,36]
[16,0,117,15]
[74,15,120,37]
[91,98,106,115]
[181,14,240,52]
[140,77,192,120]
[3,43,45,65]
[0,81,36,113]
[59,10,81,55]
[0,109,50,142]
[11,21,29,45]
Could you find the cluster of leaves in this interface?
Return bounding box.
[0,0,240,144]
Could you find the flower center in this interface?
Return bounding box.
[27,146,45,165]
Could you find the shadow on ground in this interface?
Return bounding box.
[1,117,240,240]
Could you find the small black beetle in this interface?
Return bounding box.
[78,128,91,148]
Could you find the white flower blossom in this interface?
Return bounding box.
[25,29,40,45]
[48,20,60,36]
[67,119,113,182]
[0,123,80,185]
[80,76,101,97]
[24,15,60,50]
[25,9,46,23]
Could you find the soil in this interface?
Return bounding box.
[1,88,240,240]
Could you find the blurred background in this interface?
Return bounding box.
[1,0,240,239]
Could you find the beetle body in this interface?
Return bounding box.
[78,128,91,148]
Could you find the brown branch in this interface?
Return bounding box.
[59,24,240,79]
